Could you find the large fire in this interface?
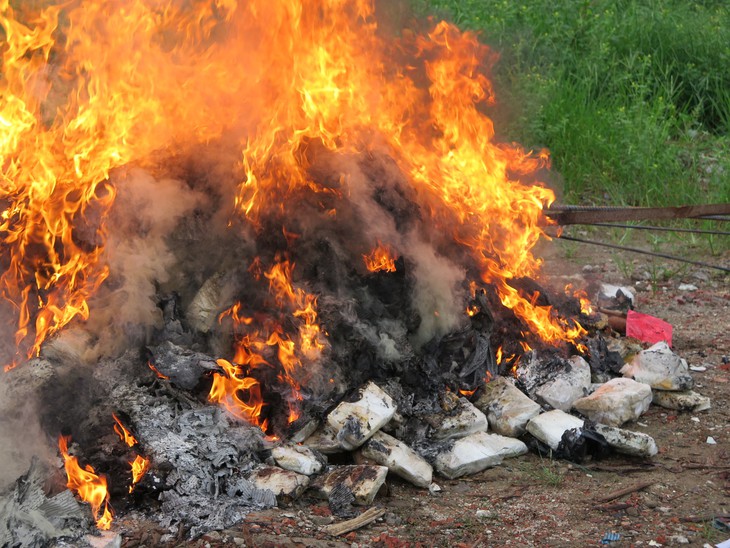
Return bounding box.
[2,0,587,430]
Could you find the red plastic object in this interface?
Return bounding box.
[625,310,673,346]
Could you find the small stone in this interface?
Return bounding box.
[473,376,541,437]
[310,515,334,526]
[689,365,707,372]
[678,283,698,291]
[669,535,689,544]
[691,417,700,423]
[428,483,442,495]
[593,424,658,457]
[652,390,711,412]
[706,436,717,445]
[621,341,693,391]
[361,431,433,488]
[248,466,310,503]
[326,382,397,450]
[535,356,591,411]
[426,398,488,441]
[433,432,527,479]
[272,444,327,476]
[384,512,402,526]
[526,409,584,450]
[309,465,388,505]
[572,378,652,426]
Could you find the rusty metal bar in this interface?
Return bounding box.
[545,203,730,225]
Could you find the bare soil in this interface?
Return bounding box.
[121,237,730,548]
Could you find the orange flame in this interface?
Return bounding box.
[58,435,113,530]
[148,361,170,380]
[363,242,398,273]
[565,284,594,315]
[209,357,265,426]
[210,258,325,429]
[128,454,151,493]
[0,0,584,371]
[112,413,138,448]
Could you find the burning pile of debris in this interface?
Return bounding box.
[0,0,714,546]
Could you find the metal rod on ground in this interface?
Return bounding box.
[553,234,730,273]
[571,222,730,236]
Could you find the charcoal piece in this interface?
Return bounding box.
[420,327,495,393]
[328,483,357,518]
[154,292,193,346]
[554,426,612,463]
[586,335,625,381]
[146,340,221,390]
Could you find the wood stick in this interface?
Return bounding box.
[323,507,386,536]
[546,203,730,225]
[594,481,655,504]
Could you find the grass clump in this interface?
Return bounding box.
[519,458,565,487]
[417,0,730,207]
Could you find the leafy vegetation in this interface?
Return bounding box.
[416,0,730,207]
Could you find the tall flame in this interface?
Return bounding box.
[58,435,113,530]
[1,0,583,370]
[209,259,324,428]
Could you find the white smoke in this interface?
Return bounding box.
[49,168,204,362]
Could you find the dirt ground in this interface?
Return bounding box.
[120,236,730,548]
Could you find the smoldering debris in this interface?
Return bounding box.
[0,458,89,548]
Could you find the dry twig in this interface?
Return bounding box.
[322,507,385,536]
[593,481,655,504]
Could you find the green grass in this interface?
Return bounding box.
[519,457,565,487]
[415,0,730,207]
